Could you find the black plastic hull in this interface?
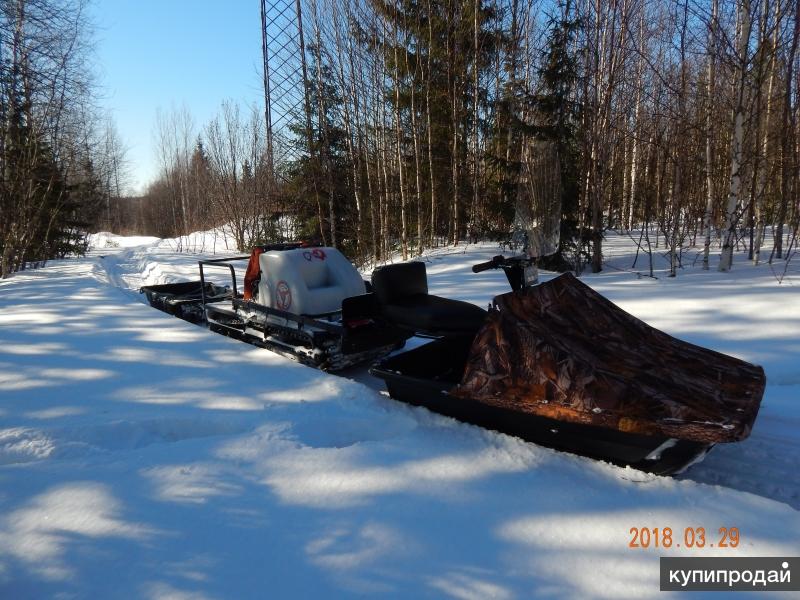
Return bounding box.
[370,339,712,475]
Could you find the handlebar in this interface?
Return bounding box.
[472,255,505,273]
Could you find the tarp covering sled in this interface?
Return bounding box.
[451,273,766,444]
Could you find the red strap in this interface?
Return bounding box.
[243,247,264,301]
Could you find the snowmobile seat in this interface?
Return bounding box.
[371,261,487,338]
[257,247,366,316]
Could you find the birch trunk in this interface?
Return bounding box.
[449,6,460,246]
[752,0,779,264]
[719,0,752,272]
[470,0,480,239]
[312,0,337,247]
[772,0,799,261]
[334,1,363,258]
[426,0,437,247]
[393,24,408,261]
[405,27,424,256]
[702,0,718,270]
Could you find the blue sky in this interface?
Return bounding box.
[90,1,266,194]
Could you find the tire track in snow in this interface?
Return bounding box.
[93,242,165,296]
[0,418,255,465]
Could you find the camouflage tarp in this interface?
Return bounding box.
[451,273,766,443]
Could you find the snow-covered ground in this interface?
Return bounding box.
[0,230,798,599]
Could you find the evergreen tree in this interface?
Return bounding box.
[363,0,500,241]
[519,0,580,271]
[287,46,351,248]
[0,0,103,277]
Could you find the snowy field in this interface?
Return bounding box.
[0,230,799,599]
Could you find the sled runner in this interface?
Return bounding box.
[141,243,409,371]
[140,280,230,323]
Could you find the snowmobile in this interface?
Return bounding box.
[141,242,410,371]
[368,255,766,475]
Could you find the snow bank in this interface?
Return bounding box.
[87,231,161,249]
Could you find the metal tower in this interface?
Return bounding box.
[260,0,312,181]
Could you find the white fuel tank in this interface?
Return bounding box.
[256,247,365,316]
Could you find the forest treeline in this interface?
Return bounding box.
[3,0,798,277]
[0,0,128,278]
[136,0,799,274]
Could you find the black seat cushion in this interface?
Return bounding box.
[381,294,487,337]
[371,262,428,304]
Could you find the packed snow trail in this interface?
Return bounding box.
[0,238,797,598]
[100,231,800,509]
[93,235,800,511]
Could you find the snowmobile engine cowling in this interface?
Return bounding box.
[451,273,766,445]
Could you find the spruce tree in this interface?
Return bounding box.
[524,0,580,271]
